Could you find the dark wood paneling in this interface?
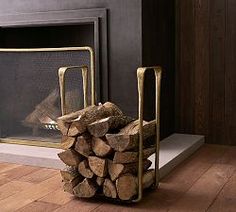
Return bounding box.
[225,0,236,145]
[209,0,226,144]
[177,0,236,145]
[194,0,210,137]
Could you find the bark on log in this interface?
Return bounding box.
[88,156,107,177]
[73,178,97,198]
[63,176,83,194]
[67,102,123,136]
[92,137,112,157]
[60,167,79,181]
[116,169,155,200]
[103,102,123,117]
[108,159,152,181]
[106,120,156,152]
[113,147,156,164]
[74,135,92,157]
[96,177,105,186]
[103,178,117,198]
[57,109,85,135]
[78,160,94,178]
[57,105,99,136]
[61,136,76,150]
[58,149,82,166]
[87,116,133,137]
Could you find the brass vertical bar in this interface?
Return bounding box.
[87,47,95,105]
[133,66,162,203]
[58,65,89,115]
[135,68,146,202]
[81,66,88,108]
[154,67,162,187]
[58,67,66,116]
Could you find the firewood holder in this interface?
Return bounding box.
[58,49,162,202]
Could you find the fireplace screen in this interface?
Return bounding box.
[0,47,94,147]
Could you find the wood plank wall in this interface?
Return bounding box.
[176,0,236,145]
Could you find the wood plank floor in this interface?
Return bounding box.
[0,144,235,212]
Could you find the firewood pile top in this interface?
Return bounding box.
[57,102,156,201]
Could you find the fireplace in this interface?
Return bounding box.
[0,8,108,147]
[0,1,176,146]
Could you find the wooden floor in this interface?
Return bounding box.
[0,144,235,212]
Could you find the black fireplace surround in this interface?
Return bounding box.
[0,0,175,141]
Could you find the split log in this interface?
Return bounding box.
[60,167,79,181]
[108,159,152,181]
[116,169,155,200]
[103,179,117,198]
[106,120,156,152]
[61,136,76,150]
[67,102,123,136]
[73,178,97,198]
[74,135,92,157]
[92,137,112,157]
[88,156,107,177]
[78,160,94,178]
[57,107,92,123]
[57,109,85,135]
[88,116,133,137]
[67,119,84,137]
[57,119,71,136]
[57,105,95,136]
[58,149,82,166]
[96,177,105,186]
[113,147,156,164]
[63,175,83,194]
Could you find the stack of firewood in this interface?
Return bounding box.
[57,102,156,201]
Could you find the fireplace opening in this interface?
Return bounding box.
[0,24,99,147]
[0,24,94,48]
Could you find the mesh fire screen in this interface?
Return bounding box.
[0,48,94,146]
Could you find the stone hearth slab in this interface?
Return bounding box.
[0,133,204,177]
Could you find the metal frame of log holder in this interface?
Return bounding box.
[58,46,96,116]
[58,49,162,202]
[135,66,162,202]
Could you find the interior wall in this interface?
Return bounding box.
[176,0,236,145]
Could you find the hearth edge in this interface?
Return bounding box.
[0,133,204,178]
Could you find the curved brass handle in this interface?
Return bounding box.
[58,46,95,116]
[58,66,88,116]
[133,66,162,203]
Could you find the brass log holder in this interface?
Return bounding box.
[59,63,162,202]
